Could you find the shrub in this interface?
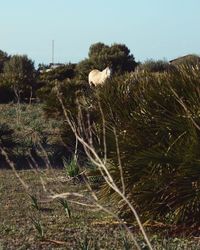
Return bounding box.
[170,54,200,67]
[75,59,95,81]
[39,63,76,82]
[136,59,172,73]
[94,65,200,226]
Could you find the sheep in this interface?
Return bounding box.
[88,67,111,86]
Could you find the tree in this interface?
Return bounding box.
[77,42,138,80]
[89,42,138,73]
[2,55,36,100]
[108,43,138,73]
[88,42,109,59]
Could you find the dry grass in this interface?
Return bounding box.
[1,169,200,249]
[0,169,137,249]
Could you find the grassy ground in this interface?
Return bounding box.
[0,169,136,250]
[0,103,60,134]
[1,169,200,249]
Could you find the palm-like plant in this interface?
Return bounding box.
[92,65,200,225]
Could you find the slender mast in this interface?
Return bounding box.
[52,40,54,65]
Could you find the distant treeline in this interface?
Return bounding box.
[1,42,199,103]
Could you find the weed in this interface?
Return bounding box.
[63,156,79,178]
[30,217,44,240]
[58,198,71,218]
[28,194,40,210]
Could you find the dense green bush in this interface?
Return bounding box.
[37,63,78,106]
[39,63,76,83]
[37,78,89,116]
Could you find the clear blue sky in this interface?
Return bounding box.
[1,0,200,66]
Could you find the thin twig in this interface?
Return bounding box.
[170,85,200,131]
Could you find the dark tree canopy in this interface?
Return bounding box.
[77,42,138,80]
[3,55,36,88]
[88,42,138,73]
[88,42,109,59]
[2,55,37,100]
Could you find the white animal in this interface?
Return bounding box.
[88,67,111,86]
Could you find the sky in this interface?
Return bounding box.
[1,0,200,67]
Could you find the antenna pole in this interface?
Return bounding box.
[52,40,54,65]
